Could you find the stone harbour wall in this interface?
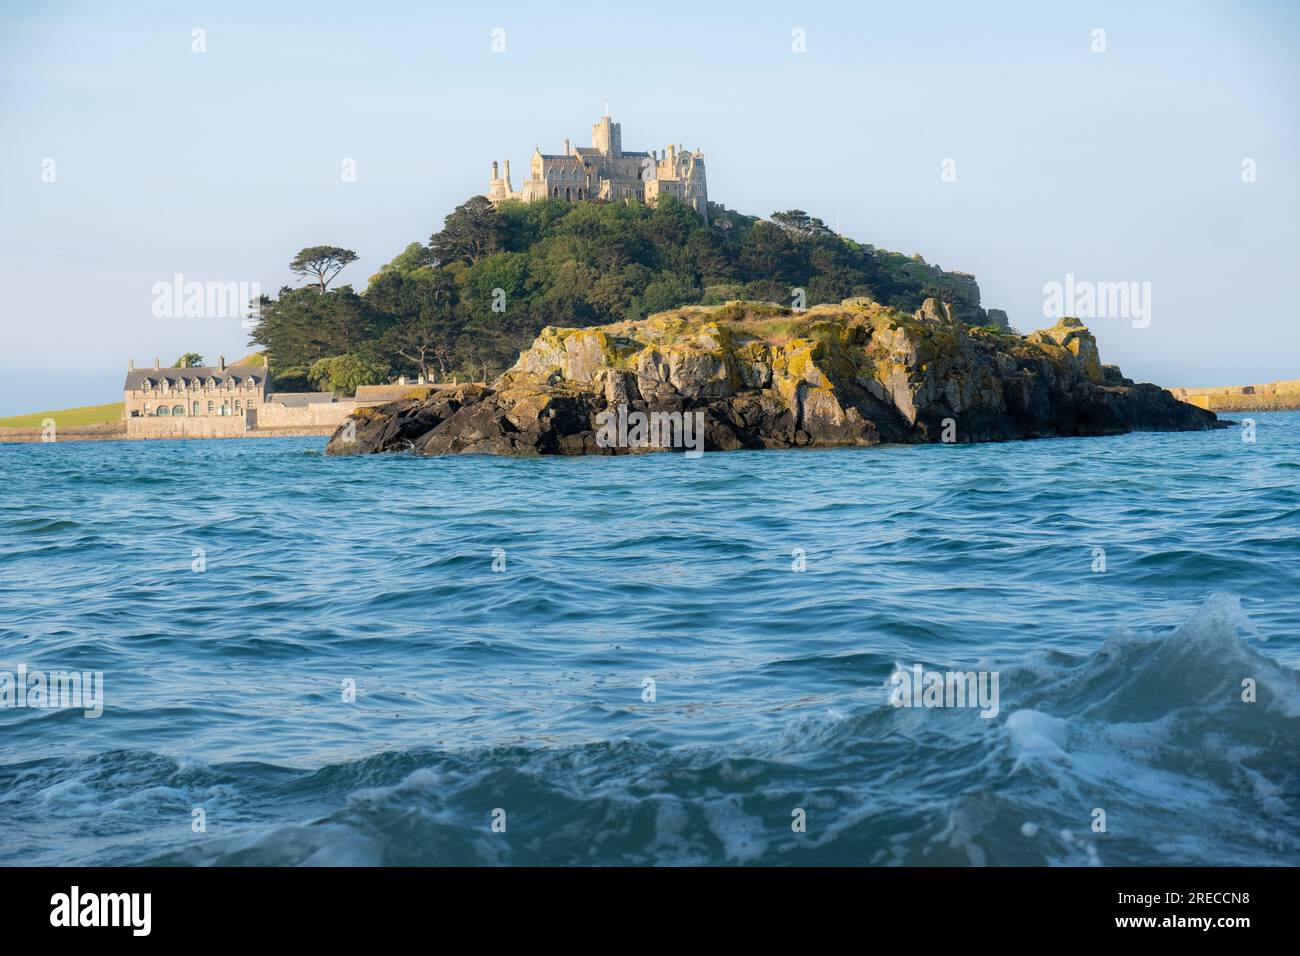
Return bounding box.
[126,415,250,439]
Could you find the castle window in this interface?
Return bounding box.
[565,188,571,201]
[172,404,184,416]
[234,400,242,412]
[207,401,214,413]
[192,402,199,416]
[578,187,583,199]
[157,406,170,416]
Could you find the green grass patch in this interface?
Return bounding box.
[0,402,124,428]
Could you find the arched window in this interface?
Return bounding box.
[577,187,583,199]
[565,187,571,200]
[173,404,185,416]
[192,402,200,416]
[157,406,170,416]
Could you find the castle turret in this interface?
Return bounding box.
[488,159,516,203]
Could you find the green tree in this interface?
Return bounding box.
[172,352,204,368]
[307,355,388,397]
[739,221,806,285]
[370,268,459,382]
[431,197,502,266]
[290,246,359,292]
[250,285,374,370]
[374,241,435,279]
[635,272,701,317]
[771,209,836,238]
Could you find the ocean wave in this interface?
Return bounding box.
[1,594,1291,866]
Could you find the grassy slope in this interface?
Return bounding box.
[0,403,124,428]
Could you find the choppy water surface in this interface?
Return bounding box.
[1,414,1297,865]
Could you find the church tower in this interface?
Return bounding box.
[592,115,622,157]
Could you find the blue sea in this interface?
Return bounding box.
[1,414,1298,866]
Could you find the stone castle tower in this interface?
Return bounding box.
[487,114,708,223]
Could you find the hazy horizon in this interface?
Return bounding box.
[2,0,1297,415]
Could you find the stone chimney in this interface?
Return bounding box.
[129,358,135,371]
[563,138,570,155]
[491,160,499,179]
[504,159,511,182]
[154,357,160,370]
[219,355,226,371]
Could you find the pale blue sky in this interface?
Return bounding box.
[1,0,1297,414]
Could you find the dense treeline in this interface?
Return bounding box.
[250,196,986,392]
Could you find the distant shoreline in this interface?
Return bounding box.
[1169,378,1300,412]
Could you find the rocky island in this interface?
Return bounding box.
[325,297,1222,457]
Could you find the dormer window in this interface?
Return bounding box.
[243,376,256,387]
[224,377,236,387]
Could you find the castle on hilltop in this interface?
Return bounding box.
[487,114,708,222]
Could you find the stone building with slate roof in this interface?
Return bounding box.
[123,356,268,420]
